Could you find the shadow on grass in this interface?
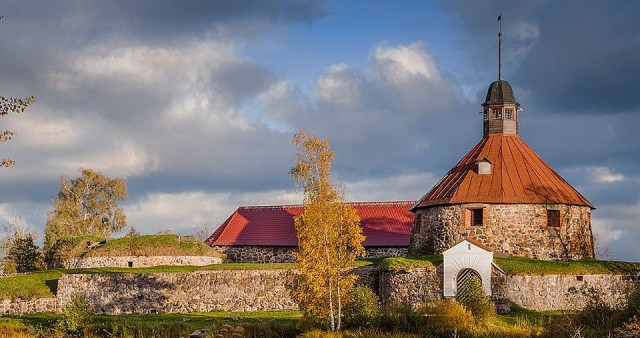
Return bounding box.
[44,279,58,296]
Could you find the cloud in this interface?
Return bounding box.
[125,189,302,235]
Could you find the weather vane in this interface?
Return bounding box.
[498,13,502,81]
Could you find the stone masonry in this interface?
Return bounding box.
[1,265,637,315]
[409,203,594,260]
[57,255,223,269]
[214,246,407,263]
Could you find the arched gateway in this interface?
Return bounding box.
[443,238,493,297]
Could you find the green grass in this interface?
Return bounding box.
[9,311,301,334]
[375,255,442,271]
[494,256,640,275]
[53,234,224,259]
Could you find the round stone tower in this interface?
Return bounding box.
[408,79,595,260]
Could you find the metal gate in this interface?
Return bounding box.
[456,268,482,301]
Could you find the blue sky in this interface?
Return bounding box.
[1,0,639,261]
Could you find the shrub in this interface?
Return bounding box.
[612,315,640,338]
[568,283,615,329]
[422,299,473,335]
[377,303,426,334]
[2,258,17,274]
[342,285,381,329]
[6,234,44,273]
[57,293,91,335]
[456,277,495,326]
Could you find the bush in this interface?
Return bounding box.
[612,315,640,338]
[422,299,473,335]
[57,293,91,335]
[377,303,426,334]
[424,299,473,337]
[6,234,44,273]
[342,286,381,329]
[455,277,495,326]
[568,283,615,329]
[2,258,17,274]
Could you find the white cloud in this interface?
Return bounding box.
[373,43,441,83]
[586,166,625,183]
[124,189,302,235]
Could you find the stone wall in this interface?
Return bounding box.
[409,204,594,260]
[213,246,297,263]
[57,270,298,314]
[2,264,637,315]
[0,298,59,315]
[57,255,223,269]
[365,247,408,258]
[214,246,407,263]
[492,269,640,310]
[0,266,378,316]
[379,266,442,307]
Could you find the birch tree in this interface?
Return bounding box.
[288,130,365,331]
[1,96,35,167]
[44,168,128,249]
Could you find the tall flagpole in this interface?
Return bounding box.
[498,13,502,81]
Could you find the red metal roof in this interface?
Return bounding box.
[413,134,593,209]
[205,201,415,247]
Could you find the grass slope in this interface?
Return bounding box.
[375,255,443,271]
[54,234,223,258]
[494,256,640,275]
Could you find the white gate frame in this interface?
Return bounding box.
[443,238,493,297]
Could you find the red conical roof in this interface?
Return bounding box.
[412,134,593,210]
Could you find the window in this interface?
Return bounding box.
[504,108,513,119]
[483,109,489,121]
[547,210,560,227]
[471,209,483,226]
[492,108,502,119]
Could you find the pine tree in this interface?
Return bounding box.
[288,130,365,331]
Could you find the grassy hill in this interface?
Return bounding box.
[52,234,224,259]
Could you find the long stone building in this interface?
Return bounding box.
[206,201,414,262]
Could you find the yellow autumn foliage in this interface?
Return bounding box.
[289,130,366,331]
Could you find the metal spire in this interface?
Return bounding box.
[498,13,502,81]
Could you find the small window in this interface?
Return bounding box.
[547,210,560,227]
[492,108,502,120]
[471,209,483,226]
[128,261,133,268]
[467,244,471,250]
[504,108,513,119]
[483,109,489,121]
[576,275,584,282]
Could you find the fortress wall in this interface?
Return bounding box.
[1,265,637,315]
[492,271,640,311]
[409,204,594,260]
[0,266,377,315]
[379,265,442,307]
[57,255,223,269]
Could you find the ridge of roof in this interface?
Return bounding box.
[237,200,415,210]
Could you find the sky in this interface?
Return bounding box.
[1,0,639,261]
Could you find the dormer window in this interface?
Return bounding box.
[476,157,493,175]
[505,108,513,119]
[492,108,502,119]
